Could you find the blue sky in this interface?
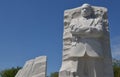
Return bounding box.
[0,0,120,75]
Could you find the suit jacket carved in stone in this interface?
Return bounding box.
[62,4,111,60]
[69,15,104,58]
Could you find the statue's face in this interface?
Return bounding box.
[81,6,92,18]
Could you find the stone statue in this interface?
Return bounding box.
[15,56,47,77]
[59,4,114,77]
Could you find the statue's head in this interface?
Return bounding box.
[81,4,93,18]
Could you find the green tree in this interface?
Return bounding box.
[0,67,21,77]
[50,72,58,77]
[113,58,120,77]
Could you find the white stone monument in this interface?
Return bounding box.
[59,4,114,77]
[15,56,47,77]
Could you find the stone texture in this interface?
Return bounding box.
[59,3,114,77]
[15,56,47,77]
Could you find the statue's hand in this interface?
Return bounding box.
[90,24,103,33]
[89,25,103,37]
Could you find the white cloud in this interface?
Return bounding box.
[111,36,120,59]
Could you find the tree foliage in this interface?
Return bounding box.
[50,72,58,77]
[113,58,120,77]
[0,67,21,77]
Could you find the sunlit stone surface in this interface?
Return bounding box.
[15,56,47,77]
[59,3,114,77]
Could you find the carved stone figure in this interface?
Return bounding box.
[15,56,47,77]
[59,4,114,77]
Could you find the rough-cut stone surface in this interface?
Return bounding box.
[59,3,114,77]
[15,56,47,77]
